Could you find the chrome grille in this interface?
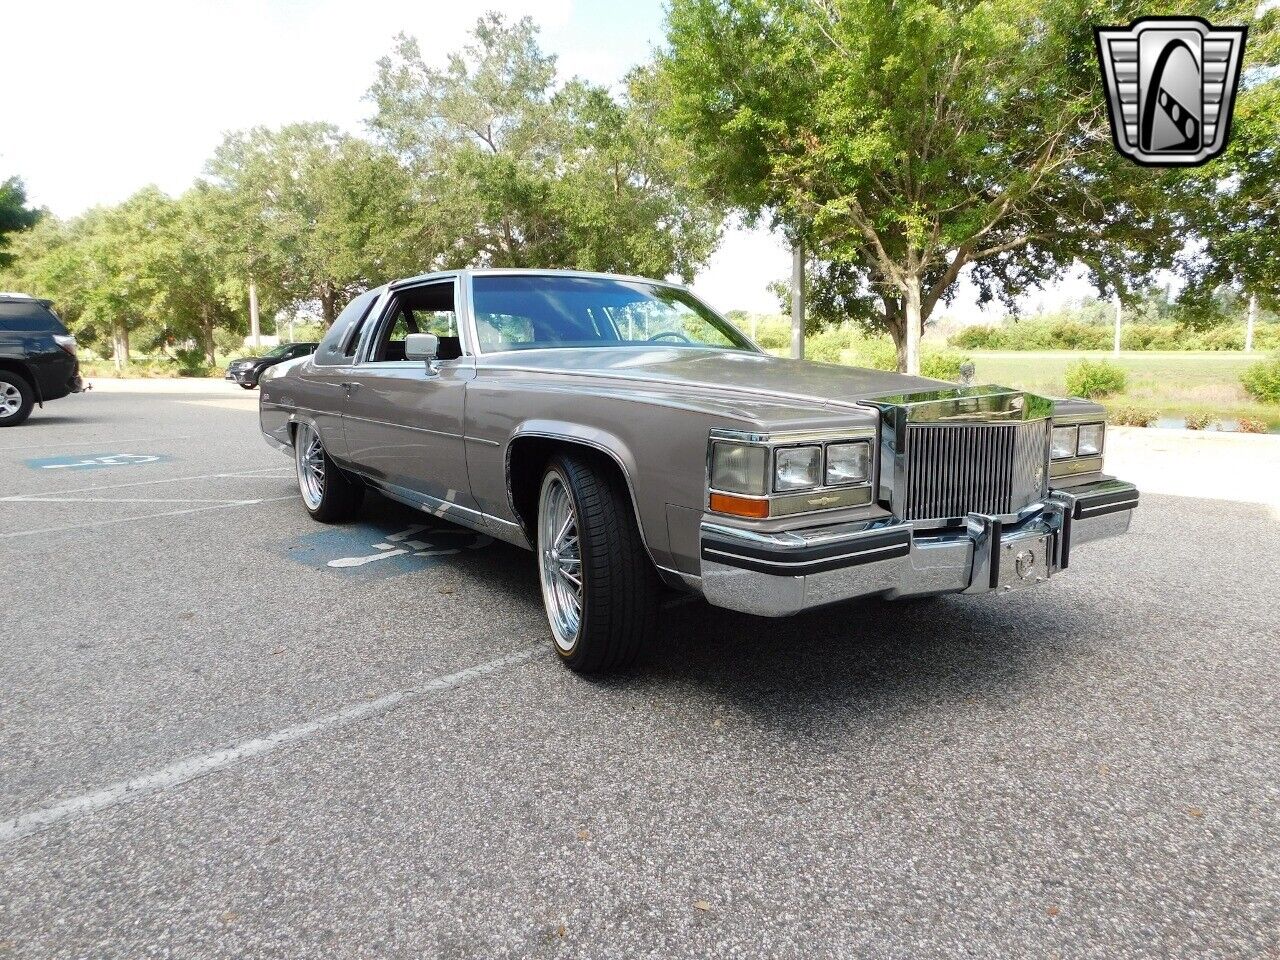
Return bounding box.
[901,420,1049,520]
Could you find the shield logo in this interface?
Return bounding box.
[1095,17,1247,166]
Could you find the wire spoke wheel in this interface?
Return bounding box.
[0,382,22,419]
[295,422,326,510]
[538,472,583,653]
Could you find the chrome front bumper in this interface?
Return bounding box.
[698,478,1138,617]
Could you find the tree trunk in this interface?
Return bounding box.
[249,280,261,348]
[902,275,922,376]
[1113,295,1123,356]
[113,322,130,370]
[320,286,336,327]
[1245,293,1257,353]
[201,304,216,366]
[790,241,805,360]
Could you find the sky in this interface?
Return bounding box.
[0,0,1093,320]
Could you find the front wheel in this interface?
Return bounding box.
[537,454,660,672]
[294,421,362,522]
[0,372,35,427]
[240,383,256,390]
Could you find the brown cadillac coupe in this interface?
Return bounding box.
[260,269,1138,672]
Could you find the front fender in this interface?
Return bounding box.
[504,419,659,562]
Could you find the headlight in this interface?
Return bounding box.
[774,445,822,492]
[825,441,871,486]
[710,442,768,496]
[1051,425,1078,460]
[1077,423,1104,457]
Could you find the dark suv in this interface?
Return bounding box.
[0,293,85,426]
[225,342,318,389]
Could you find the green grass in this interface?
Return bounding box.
[968,350,1280,430]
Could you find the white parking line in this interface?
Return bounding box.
[0,647,543,844]
[0,466,292,500]
[0,496,298,539]
[3,497,248,504]
[0,435,194,453]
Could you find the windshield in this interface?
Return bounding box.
[470,275,756,353]
[262,344,293,359]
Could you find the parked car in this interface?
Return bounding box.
[259,270,1139,672]
[0,293,85,427]
[225,342,318,388]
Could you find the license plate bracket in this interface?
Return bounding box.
[996,531,1052,591]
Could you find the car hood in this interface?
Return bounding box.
[479,347,948,405]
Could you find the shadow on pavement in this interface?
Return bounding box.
[355,493,1081,729]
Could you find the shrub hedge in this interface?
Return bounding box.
[951,320,1280,352]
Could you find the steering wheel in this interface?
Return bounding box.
[647,331,692,343]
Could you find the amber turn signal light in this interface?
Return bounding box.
[709,492,769,519]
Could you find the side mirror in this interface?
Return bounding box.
[404,333,439,362]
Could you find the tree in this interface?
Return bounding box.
[366,14,720,280]
[0,177,42,268]
[1176,16,1280,316]
[152,187,248,364]
[205,123,425,324]
[658,0,1266,372]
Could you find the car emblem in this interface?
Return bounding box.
[1015,549,1037,580]
[1095,17,1247,167]
[806,495,842,507]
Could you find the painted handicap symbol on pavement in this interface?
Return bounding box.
[25,453,172,471]
[283,521,493,578]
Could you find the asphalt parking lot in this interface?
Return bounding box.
[1,386,1277,959]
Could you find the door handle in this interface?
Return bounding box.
[339,381,359,393]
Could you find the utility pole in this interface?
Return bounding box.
[1245,293,1257,353]
[1113,294,1122,357]
[249,280,261,349]
[790,240,804,360]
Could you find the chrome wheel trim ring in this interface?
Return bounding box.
[0,381,22,419]
[538,472,583,653]
[295,422,325,510]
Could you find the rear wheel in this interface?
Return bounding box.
[240,383,256,390]
[0,372,34,427]
[294,421,362,522]
[536,453,660,672]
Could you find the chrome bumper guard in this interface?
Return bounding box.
[699,478,1138,617]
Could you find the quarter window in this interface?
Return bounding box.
[315,289,380,366]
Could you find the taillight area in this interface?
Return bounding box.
[53,334,78,356]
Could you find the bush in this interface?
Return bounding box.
[1237,417,1270,434]
[174,348,212,378]
[1064,359,1127,398]
[846,337,898,371]
[920,350,969,382]
[213,328,249,355]
[752,318,791,351]
[805,326,854,363]
[1108,407,1158,427]
[1184,413,1215,430]
[1241,352,1280,404]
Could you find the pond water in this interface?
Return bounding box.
[1153,416,1280,435]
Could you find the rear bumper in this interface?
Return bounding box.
[699,478,1138,617]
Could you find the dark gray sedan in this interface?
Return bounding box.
[259,270,1138,672]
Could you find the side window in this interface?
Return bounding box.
[315,290,380,366]
[369,281,461,362]
[0,302,68,334]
